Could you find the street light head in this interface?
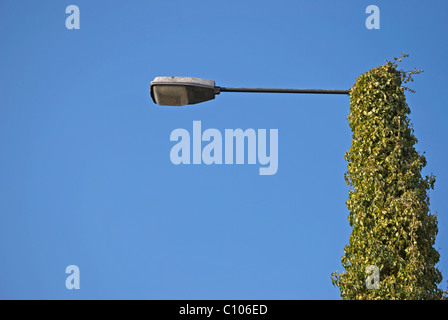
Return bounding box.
[150,76,217,106]
[150,76,350,106]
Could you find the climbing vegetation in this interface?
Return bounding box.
[331,54,443,299]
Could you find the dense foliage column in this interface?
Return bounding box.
[331,56,443,299]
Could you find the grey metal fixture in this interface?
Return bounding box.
[150,76,349,106]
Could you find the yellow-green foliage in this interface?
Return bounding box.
[331,55,443,299]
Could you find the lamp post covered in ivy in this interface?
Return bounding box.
[331,55,443,299]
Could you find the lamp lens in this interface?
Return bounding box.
[153,85,189,106]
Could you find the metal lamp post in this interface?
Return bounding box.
[150,76,350,106]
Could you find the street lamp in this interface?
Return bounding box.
[150,76,350,106]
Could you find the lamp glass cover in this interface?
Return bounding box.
[153,85,189,106]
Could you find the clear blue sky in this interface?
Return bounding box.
[0,0,447,299]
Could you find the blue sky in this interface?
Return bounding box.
[0,0,447,299]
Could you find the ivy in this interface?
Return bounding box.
[331,54,443,299]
